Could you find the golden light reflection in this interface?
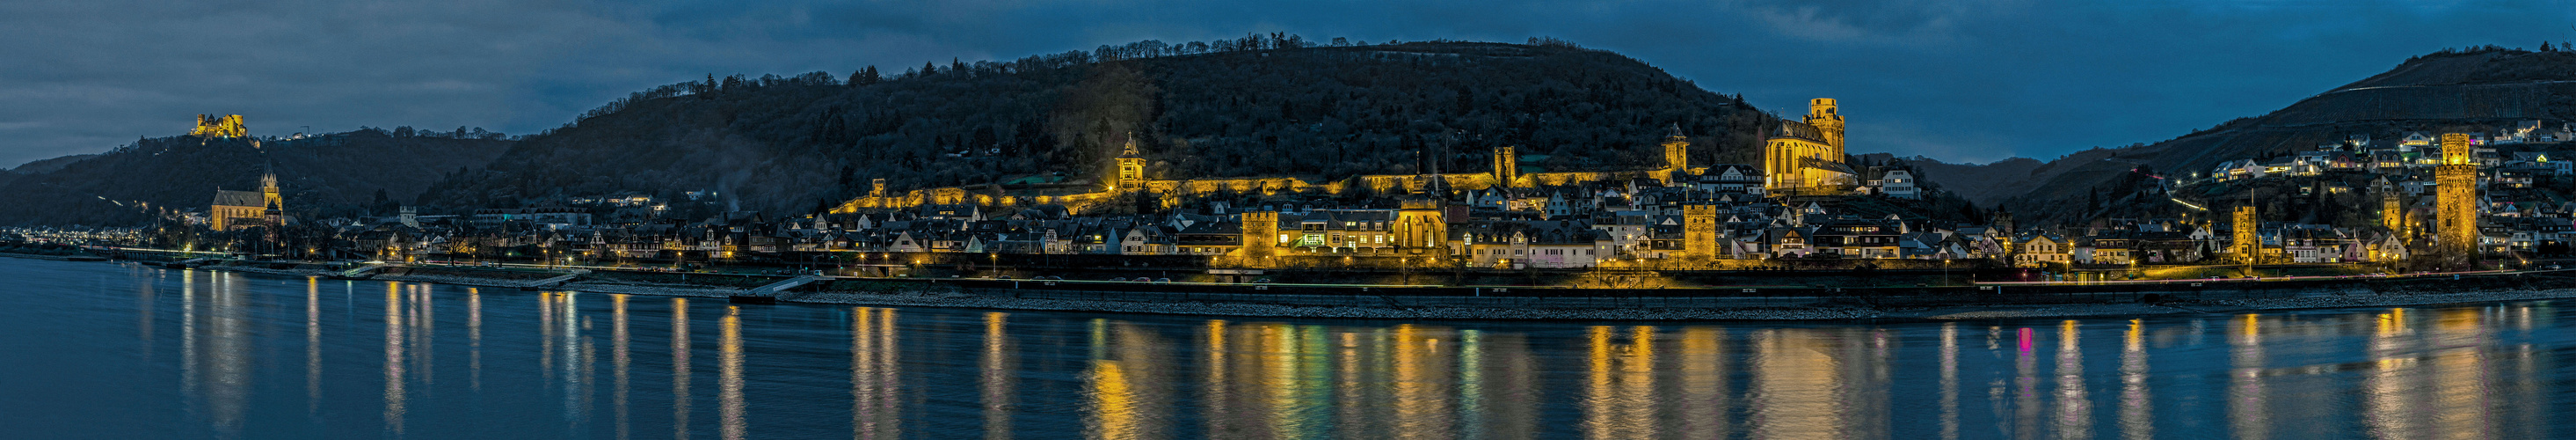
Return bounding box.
[414,284,435,387]
[1680,326,1728,439]
[2230,314,2267,440]
[983,312,1015,440]
[2056,320,2092,439]
[615,294,632,440]
[2363,308,2421,438]
[383,282,406,436]
[853,307,901,439]
[1085,319,1166,439]
[673,297,692,440]
[1393,324,1454,439]
[720,305,746,440]
[1939,323,1959,440]
[2430,308,2493,440]
[2119,319,2151,440]
[306,277,321,416]
[1334,329,1368,439]
[1751,328,1843,439]
[184,271,249,436]
[469,289,483,392]
[1202,320,1230,439]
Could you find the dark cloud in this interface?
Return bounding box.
[4,0,2571,167]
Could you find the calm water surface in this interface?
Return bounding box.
[2,259,2572,439]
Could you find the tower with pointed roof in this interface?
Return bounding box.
[1661,123,1691,184]
[1114,135,1145,192]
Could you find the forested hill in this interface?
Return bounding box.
[0,130,512,226]
[417,39,1775,214]
[1968,46,2576,225]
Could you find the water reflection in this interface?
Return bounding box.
[719,305,745,440]
[2231,314,2268,440]
[984,312,1015,440]
[2119,319,2150,440]
[673,297,692,440]
[853,307,900,439]
[83,262,2576,439]
[382,282,407,436]
[180,270,249,436]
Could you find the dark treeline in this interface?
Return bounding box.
[0,131,513,226]
[422,36,1775,215]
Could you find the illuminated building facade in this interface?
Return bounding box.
[832,125,1713,215]
[1390,198,1446,252]
[2233,206,2258,264]
[1114,137,1146,192]
[1239,211,1279,259]
[1764,99,1853,195]
[191,114,247,138]
[2377,178,2405,238]
[210,172,284,231]
[1660,124,1696,184]
[2435,133,2478,260]
[1682,204,1718,258]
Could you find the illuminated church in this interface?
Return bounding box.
[210,172,284,231]
[1763,99,1855,195]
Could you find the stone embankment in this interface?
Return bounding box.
[782,285,2576,321]
[558,282,746,298]
[184,261,2576,321]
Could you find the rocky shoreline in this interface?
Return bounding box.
[772,286,2576,321]
[177,263,2576,321]
[559,282,747,298]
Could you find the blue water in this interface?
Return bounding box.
[0,259,2571,439]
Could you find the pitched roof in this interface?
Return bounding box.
[212,190,265,208]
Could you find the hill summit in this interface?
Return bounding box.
[417,40,1778,214]
[1921,45,2576,224]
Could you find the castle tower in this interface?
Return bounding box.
[1683,204,1720,260]
[1806,99,1845,154]
[2234,205,2259,265]
[1114,136,1146,192]
[1492,146,1520,187]
[1239,211,1279,262]
[1661,123,1691,183]
[2436,133,2479,262]
[191,114,248,138]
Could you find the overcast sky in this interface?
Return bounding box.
[4,0,2571,168]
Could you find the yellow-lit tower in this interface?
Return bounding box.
[1491,146,1520,187]
[1239,211,1278,261]
[1113,136,1146,192]
[2435,133,2478,260]
[1683,204,1719,259]
[2376,178,2405,238]
[2233,206,2259,265]
[1807,99,1844,155]
[259,172,283,210]
[1763,98,1851,195]
[1661,123,1691,184]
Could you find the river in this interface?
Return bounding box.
[0,259,2568,438]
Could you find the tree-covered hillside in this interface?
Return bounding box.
[1980,46,2576,226]
[0,130,512,226]
[419,38,1775,214]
